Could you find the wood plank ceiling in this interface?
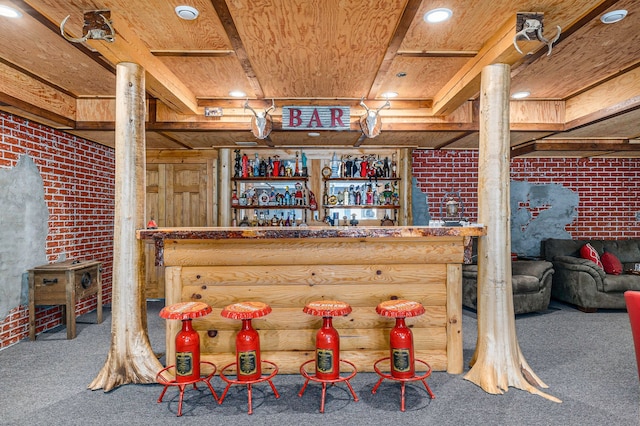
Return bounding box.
[0,0,639,157]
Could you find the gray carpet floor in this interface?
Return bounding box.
[0,300,638,425]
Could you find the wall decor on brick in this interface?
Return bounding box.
[0,112,115,349]
[412,150,640,255]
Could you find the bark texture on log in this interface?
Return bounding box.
[464,64,560,403]
[89,62,162,392]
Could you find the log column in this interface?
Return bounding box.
[465,63,559,402]
[90,62,162,391]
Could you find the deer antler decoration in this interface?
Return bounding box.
[244,99,275,139]
[513,13,561,56]
[359,97,390,139]
[60,10,115,44]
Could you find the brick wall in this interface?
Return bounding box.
[413,149,640,239]
[0,112,114,349]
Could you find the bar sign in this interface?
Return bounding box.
[282,106,350,131]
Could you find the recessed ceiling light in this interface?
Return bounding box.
[229,90,246,97]
[381,92,398,99]
[175,5,199,21]
[511,91,531,99]
[0,5,22,18]
[600,9,627,24]
[424,8,452,23]
[307,132,320,137]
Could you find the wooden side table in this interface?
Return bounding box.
[28,259,102,340]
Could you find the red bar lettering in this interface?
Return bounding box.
[289,108,302,127]
[307,109,323,128]
[330,108,345,127]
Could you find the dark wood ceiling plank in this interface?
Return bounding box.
[209,0,264,98]
[366,0,423,99]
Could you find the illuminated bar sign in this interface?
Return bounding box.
[282,106,350,131]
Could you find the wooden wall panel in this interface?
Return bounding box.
[162,234,469,374]
[163,238,465,266]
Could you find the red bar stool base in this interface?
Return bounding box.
[156,361,218,417]
[371,357,435,412]
[298,358,359,413]
[218,360,280,415]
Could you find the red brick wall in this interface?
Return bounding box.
[413,150,640,239]
[0,112,114,349]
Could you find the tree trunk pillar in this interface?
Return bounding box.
[89,62,162,391]
[464,63,559,402]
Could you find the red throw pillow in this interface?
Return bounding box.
[601,251,623,275]
[580,243,603,268]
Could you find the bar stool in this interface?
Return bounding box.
[371,299,435,411]
[218,301,280,414]
[298,300,359,413]
[156,301,218,417]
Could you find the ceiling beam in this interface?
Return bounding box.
[86,11,199,115]
[210,0,264,98]
[431,15,533,116]
[0,61,75,126]
[366,0,423,99]
[511,139,640,158]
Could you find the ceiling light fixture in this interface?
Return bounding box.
[600,10,627,24]
[424,8,452,23]
[175,5,199,20]
[0,5,22,18]
[307,132,320,137]
[511,91,531,99]
[381,92,398,99]
[229,90,246,97]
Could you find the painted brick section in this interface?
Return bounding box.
[413,150,640,239]
[0,112,114,349]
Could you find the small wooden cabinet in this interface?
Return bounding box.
[28,259,102,340]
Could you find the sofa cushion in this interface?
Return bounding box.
[544,238,582,261]
[610,240,640,264]
[580,243,603,268]
[601,251,623,275]
[602,274,640,293]
[512,275,541,293]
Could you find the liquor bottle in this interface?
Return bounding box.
[254,153,260,176]
[242,153,249,178]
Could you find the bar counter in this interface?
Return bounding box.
[137,225,486,375]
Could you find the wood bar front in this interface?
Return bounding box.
[138,226,486,375]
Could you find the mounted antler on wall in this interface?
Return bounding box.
[244,99,275,139]
[359,97,390,139]
[60,10,115,44]
[513,12,560,56]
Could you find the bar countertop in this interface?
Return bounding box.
[137,225,486,241]
[137,225,486,266]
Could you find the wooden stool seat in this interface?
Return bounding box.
[221,301,272,320]
[375,299,425,318]
[303,300,352,317]
[159,301,212,320]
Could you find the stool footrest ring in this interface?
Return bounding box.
[371,357,435,412]
[298,359,359,413]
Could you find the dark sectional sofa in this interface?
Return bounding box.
[462,260,554,314]
[543,238,640,311]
